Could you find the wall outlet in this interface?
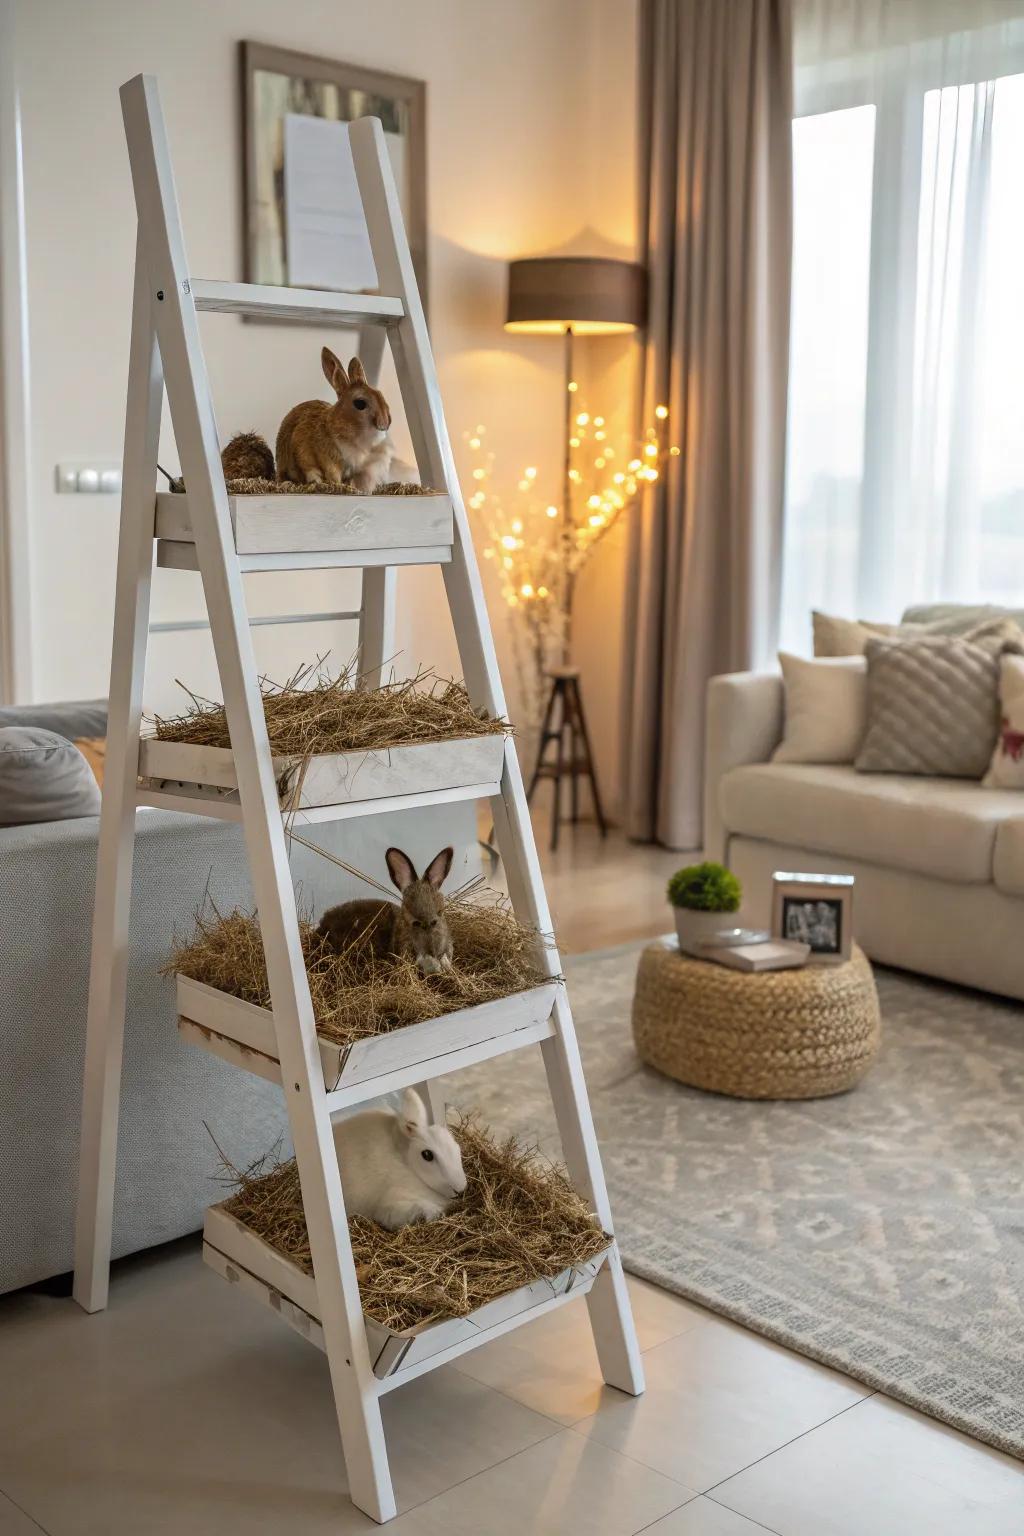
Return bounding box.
[55,461,122,494]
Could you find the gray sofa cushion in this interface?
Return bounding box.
[0,699,107,738]
[856,635,1003,778]
[0,727,101,826]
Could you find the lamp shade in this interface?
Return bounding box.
[504,256,647,336]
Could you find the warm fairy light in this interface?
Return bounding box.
[655,404,669,420]
[594,429,606,441]
[628,458,642,471]
[587,494,601,509]
[538,585,549,597]
[472,467,485,480]
[524,466,537,480]
[520,582,534,597]
[594,416,605,427]
[511,518,523,534]
[569,436,580,448]
[576,412,590,426]
[475,423,486,434]
[644,442,657,456]
[503,556,513,569]
[546,504,559,518]
[567,380,578,392]
[469,436,481,449]
[670,445,681,456]
[518,478,530,491]
[595,457,606,469]
[613,472,625,484]
[568,468,581,482]
[501,535,517,550]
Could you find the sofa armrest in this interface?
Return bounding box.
[703,672,784,863]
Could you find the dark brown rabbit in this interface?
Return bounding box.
[317,847,454,974]
[275,349,393,492]
[221,430,276,482]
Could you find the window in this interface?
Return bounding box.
[781,14,1024,652]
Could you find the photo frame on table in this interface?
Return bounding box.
[771,872,854,964]
[241,42,428,324]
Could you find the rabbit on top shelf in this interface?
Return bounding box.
[318,846,454,975]
[332,1087,466,1230]
[276,348,394,493]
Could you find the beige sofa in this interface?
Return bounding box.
[704,669,1024,1002]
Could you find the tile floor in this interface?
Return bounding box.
[0,1237,1020,1535]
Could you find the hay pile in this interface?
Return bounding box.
[220,1116,610,1331]
[150,665,508,757]
[165,895,553,1047]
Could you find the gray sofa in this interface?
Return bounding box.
[0,701,477,1293]
[703,605,1024,1002]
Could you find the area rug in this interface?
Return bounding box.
[445,942,1024,1460]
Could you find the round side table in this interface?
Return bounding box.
[631,939,881,1100]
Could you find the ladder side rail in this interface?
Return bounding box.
[73,230,163,1313]
[349,115,643,1397]
[357,567,397,689]
[120,75,396,1523]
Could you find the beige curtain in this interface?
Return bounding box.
[622,0,794,848]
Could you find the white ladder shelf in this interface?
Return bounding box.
[73,73,643,1526]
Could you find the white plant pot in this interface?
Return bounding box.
[673,907,735,956]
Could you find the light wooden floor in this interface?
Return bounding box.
[1,817,1019,1534]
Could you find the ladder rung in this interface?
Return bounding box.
[136,779,502,824]
[189,279,404,326]
[155,541,452,574]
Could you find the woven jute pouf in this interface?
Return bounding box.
[631,940,881,1100]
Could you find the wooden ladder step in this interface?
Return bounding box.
[190,278,404,326]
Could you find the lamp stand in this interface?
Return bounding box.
[524,324,607,851]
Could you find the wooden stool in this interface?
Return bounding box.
[526,666,607,851]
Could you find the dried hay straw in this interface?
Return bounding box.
[149,662,508,758]
[164,893,554,1047]
[218,1115,610,1331]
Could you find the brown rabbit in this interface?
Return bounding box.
[275,349,393,493]
[317,846,454,974]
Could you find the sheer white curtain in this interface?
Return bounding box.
[780,0,1024,652]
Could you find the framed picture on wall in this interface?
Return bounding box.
[241,42,428,321]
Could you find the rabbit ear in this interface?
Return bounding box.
[398,1087,427,1137]
[424,847,454,890]
[385,846,417,892]
[348,356,367,384]
[322,347,348,394]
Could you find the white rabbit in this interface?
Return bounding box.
[331,1088,467,1231]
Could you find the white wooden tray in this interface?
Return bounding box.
[154,490,453,555]
[138,733,506,814]
[177,975,560,1099]
[203,1201,607,1382]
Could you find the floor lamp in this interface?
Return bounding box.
[504,256,646,849]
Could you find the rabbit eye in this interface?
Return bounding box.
[421,1149,435,1162]
[430,919,438,928]
[353,398,367,410]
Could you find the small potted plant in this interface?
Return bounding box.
[667,862,742,955]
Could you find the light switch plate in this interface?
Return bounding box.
[55,460,122,494]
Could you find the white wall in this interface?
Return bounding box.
[12,0,638,803]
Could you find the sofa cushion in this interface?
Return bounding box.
[0,728,101,826]
[720,763,1022,884]
[0,699,107,738]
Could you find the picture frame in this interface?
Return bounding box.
[771,872,854,964]
[241,41,428,323]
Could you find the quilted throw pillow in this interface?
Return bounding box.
[855,634,1006,778]
[984,654,1024,789]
